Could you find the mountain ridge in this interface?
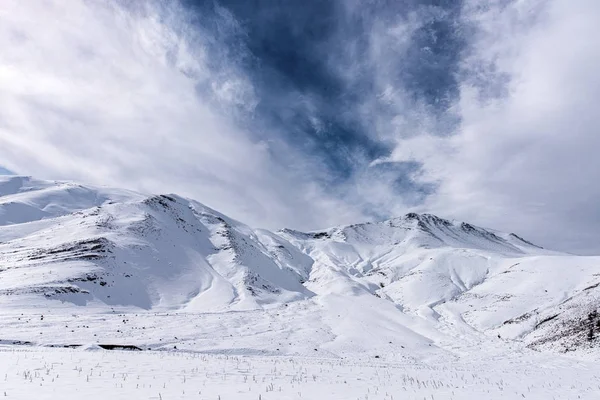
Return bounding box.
[0,175,598,358]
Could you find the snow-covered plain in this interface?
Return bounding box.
[2,345,600,399]
[0,175,599,399]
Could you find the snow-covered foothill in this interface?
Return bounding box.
[1,175,599,399]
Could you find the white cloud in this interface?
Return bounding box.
[1,0,598,254]
[0,0,364,231]
[381,0,600,254]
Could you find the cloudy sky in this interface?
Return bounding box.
[1,0,599,254]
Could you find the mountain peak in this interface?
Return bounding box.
[0,175,597,360]
[280,212,544,256]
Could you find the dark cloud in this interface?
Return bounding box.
[183,0,466,184]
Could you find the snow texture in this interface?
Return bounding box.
[1,175,599,399]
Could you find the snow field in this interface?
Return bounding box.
[1,175,600,399]
[2,346,599,400]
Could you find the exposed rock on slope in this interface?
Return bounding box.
[0,175,598,356]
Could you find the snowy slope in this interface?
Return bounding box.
[280,214,600,354]
[0,176,310,312]
[0,175,599,361]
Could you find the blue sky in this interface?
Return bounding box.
[1,0,599,254]
[186,0,463,180]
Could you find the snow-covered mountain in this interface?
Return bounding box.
[0,176,311,312]
[1,175,599,358]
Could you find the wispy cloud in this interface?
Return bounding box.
[0,0,364,230]
[373,0,600,253]
[1,0,599,253]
